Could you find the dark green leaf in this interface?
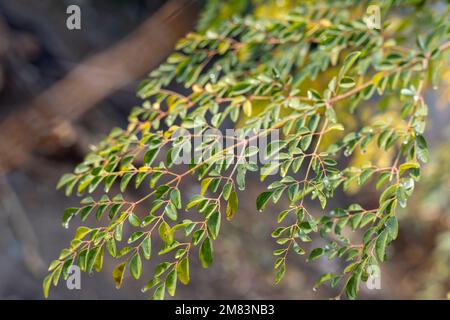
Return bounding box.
[199,237,213,268]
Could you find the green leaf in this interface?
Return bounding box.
[206,211,221,240]
[277,210,289,223]
[199,237,213,268]
[62,207,79,228]
[339,76,356,88]
[308,248,324,261]
[57,173,76,190]
[86,247,100,273]
[130,253,142,280]
[386,216,398,240]
[78,175,95,194]
[192,229,205,246]
[314,273,338,289]
[165,269,178,297]
[256,191,273,212]
[74,226,91,240]
[170,189,182,209]
[128,214,141,227]
[398,161,420,175]
[339,51,361,79]
[376,172,390,190]
[94,247,104,273]
[345,274,360,300]
[106,238,117,257]
[78,249,88,272]
[200,178,213,196]
[231,82,252,95]
[379,185,396,205]
[141,277,161,293]
[375,230,388,262]
[226,191,238,220]
[243,99,252,116]
[143,148,159,166]
[275,264,286,284]
[112,262,127,289]
[155,262,171,277]
[300,134,313,151]
[158,221,174,245]
[151,284,165,300]
[42,273,53,298]
[128,231,145,244]
[177,258,190,285]
[164,202,178,221]
[292,242,305,255]
[260,162,280,180]
[51,266,62,287]
[416,135,429,163]
[48,260,60,272]
[359,168,374,185]
[159,241,180,255]
[325,107,337,123]
[120,173,134,192]
[141,236,152,260]
[222,182,232,200]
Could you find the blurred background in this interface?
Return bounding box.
[0,0,449,299]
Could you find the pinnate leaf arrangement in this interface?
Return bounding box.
[44,1,450,299]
